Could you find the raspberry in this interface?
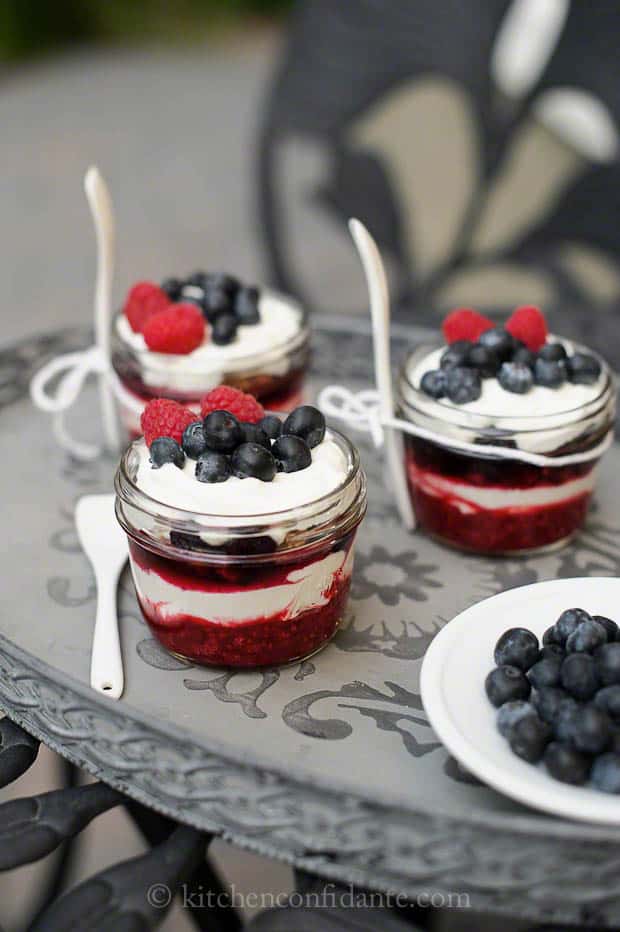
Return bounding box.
[442,308,494,344]
[506,305,548,352]
[143,303,206,355]
[123,281,171,333]
[140,398,196,447]
[200,385,265,423]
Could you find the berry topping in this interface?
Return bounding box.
[186,270,207,288]
[485,665,531,707]
[202,286,232,319]
[478,327,517,362]
[282,405,325,450]
[442,308,493,344]
[272,435,312,473]
[464,343,499,377]
[195,450,232,483]
[444,367,481,404]
[498,361,533,394]
[420,370,447,399]
[240,422,271,449]
[505,305,548,352]
[534,357,566,388]
[231,442,277,481]
[494,627,540,670]
[234,286,260,325]
[204,272,240,296]
[511,345,537,369]
[259,414,283,440]
[182,421,209,460]
[567,352,602,385]
[161,277,183,302]
[200,386,265,424]
[123,281,171,333]
[202,410,244,453]
[141,398,196,447]
[143,303,206,355]
[440,341,470,370]
[149,436,185,469]
[282,406,326,449]
[538,342,567,362]
[211,312,238,345]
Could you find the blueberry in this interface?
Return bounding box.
[508,714,551,763]
[195,450,231,483]
[555,608,592,644]
[440,341,470,370]
[591,753,620,793]
[512,345,537,369]
[202,410,243,452]
[272,435,312,473]
[479,327,516,362]
[185,270,207,288]
[594,686,620,723]
[544,742,591,786]
[182,420,208,459]
[204,272,240,296]
[445,367,481,404]
[593,615,619,642]
[161,277,183,301]
[538,342,567,362]
[552,696,581,743]
[464,344,499,377]
[560,653,600,700]
[595,642,620,686]
[571,704,611,753]
[240,422,271,449]
[528,656,562,689]
[540,643,565,661]
[497,700,536,738]
[212,312,238,345]
[566,352,602,385]
[282,406,326,448]
[259,414,283,440]
[202,286,233,320]
[534,357,567,388]
[531,686,568,724]
[542,625,562,646]
[149,437,185,469]
[498,361,533,394]
[231,442,277,481]
[234,286,260,324]
[494,627,539,671]
[420,370,447,399]
[485,665,531,707]
[566,619,607,654]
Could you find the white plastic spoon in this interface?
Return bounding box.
[84,166,120,454]
[348,219,416,530]
[75,493,127,699]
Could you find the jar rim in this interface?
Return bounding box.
[399,339,615,435]
[115,428,367,560]
[112,288,309,381]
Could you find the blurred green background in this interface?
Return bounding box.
[0,0,293,61]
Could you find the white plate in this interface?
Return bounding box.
[421,576,620,825]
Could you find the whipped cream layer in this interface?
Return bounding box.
[402,337,613,454]
[132,430,353,545]
[131,547,354,626]
[116,290,304,391]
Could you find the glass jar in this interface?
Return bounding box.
[115,431,367,668]
[397,343,615,555]
[111,290,310,439]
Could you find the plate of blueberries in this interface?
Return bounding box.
[420,577,620,824]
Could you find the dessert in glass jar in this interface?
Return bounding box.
[111,273,309,440]
[397,306,615,555]
[115,388,367,668]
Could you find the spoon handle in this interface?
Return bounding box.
[90,570,124,700]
